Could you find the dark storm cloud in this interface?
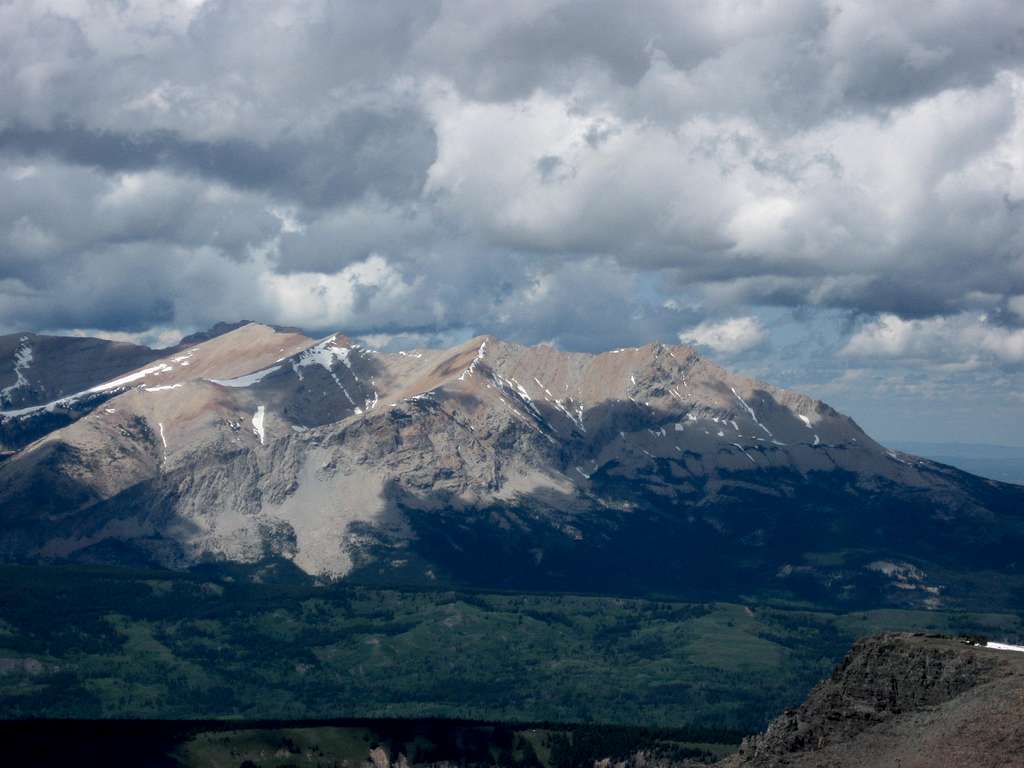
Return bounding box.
[414,1,1024,118]
[0,107,436,207]
[0,159,280,279]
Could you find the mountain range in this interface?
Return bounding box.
[2,322,1023,610]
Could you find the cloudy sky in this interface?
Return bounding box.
[2,1,1024,444]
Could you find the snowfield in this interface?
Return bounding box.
[985,642,1024,653]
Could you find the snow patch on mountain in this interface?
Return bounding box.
[0,337,33,404]
[458,340,487,381]
[294,336,354,376]
[144,383,183,392]
[0,360,176,418]
[252,405,266,445]
[292,336,357,403]
[986,642,1024,653]
[211,364,282,388]
[92,362,175,392]
[731,386,773,437]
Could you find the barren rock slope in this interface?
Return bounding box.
[1,324,1023,605]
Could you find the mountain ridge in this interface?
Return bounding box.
[1,322,1022,609]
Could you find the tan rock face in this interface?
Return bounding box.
[0,325,1022,599]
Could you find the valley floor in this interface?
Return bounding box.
[0,564,1021,732]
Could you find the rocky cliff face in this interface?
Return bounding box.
[1,324,1023,606]
[720,634,1024,768]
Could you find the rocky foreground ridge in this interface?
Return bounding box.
[721,633,1024,767]
[1,323,1023,606]
[596,634,1024,768]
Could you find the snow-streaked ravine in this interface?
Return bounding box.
[730,386,773,437]
[0,337,33,403]
[252,405,266,445]
[292,336,357,404]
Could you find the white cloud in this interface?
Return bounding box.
[258,254,416,330]
[418,69,1024,322]
[843,312,1024,365]
[841,314,918,358]
[679,316,766,356]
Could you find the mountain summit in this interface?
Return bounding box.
[1,323,1022,607]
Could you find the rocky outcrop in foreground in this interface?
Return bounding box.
[720,633,1024,768]
[362,634,1024,768]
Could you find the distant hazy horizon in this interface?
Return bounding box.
[885,440,1024,485]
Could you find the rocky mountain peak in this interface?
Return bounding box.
[1,325,1022,605]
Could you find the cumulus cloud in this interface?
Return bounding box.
[0,107,438,208]
[258,254,417,330]
[679,316,766,356]
[842,313,1024,365]
[0,0,1022,401]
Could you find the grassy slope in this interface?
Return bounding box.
[0,565,1020,731]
